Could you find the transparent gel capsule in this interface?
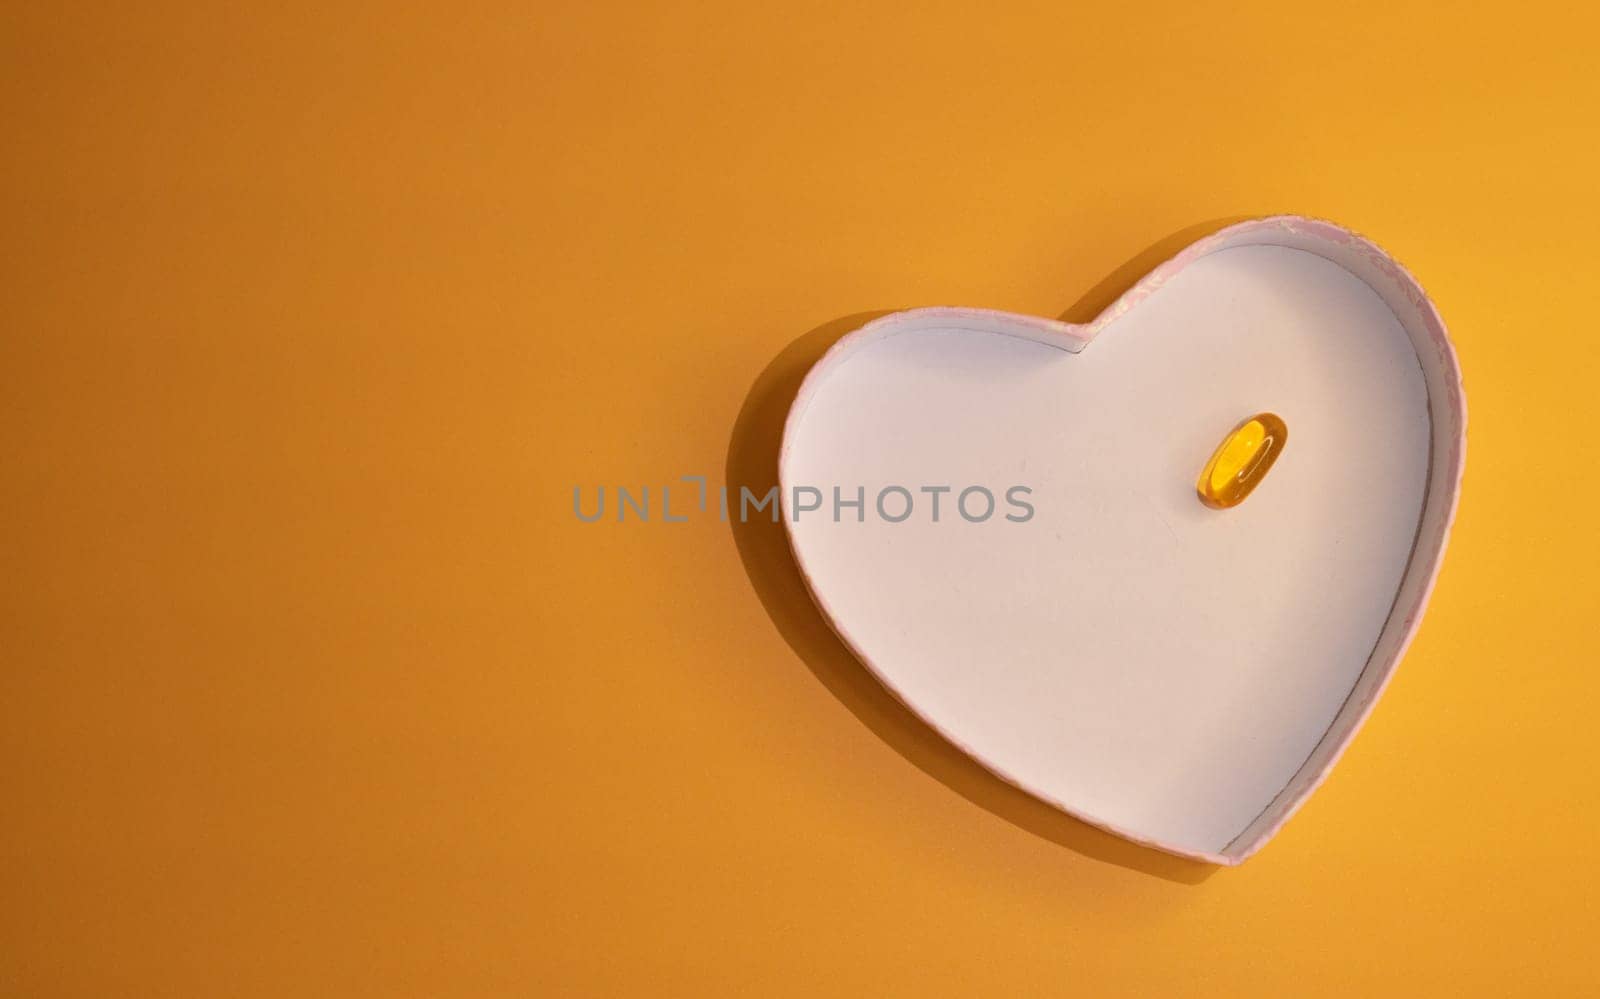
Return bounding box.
[1197,413,1287,509]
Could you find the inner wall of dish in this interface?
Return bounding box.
[1217,229,1461,860]
[783,243,1435,855]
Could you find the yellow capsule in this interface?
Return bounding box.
[1197,413,1287,509]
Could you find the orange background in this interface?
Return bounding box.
[5,2,1599,995]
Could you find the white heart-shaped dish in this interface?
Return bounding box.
[779,217,1465,865]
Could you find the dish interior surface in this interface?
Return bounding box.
[782,244,1432,856]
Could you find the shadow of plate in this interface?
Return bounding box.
[725,219,1249,884]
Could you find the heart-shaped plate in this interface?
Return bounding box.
[779,216,1465,864]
